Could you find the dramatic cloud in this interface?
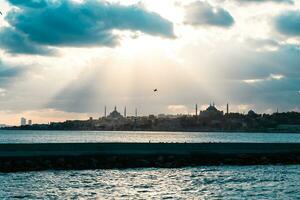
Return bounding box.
[0,60,24,88]
[1,0,300,124]
[0,60,22,78]
[184,1,234,28]
[220,44,300,108]
[8,0,47,8]
[275,11,300,36]
[211,43,300,80]
[245,38,280,51]
[1,0,174,54]
[0,27,54,55]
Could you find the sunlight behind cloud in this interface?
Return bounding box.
[0,0,299,125]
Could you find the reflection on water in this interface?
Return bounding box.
[0,165,299,199]
[0,130,300,143]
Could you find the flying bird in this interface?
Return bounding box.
[0,11,2,15]
[154,89,158,92]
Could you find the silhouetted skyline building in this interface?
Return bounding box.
[107,106,123,119]
[200,103,223,118]
[20,117,26,126]
[248,110,258,118]
[227,103,229,115]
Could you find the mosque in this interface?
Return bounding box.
[107,106,123,119]
[200,103,224,118]
[104,103,225,120]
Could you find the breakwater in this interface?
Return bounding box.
[0,143,299,172]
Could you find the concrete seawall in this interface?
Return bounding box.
[0,143,299,172]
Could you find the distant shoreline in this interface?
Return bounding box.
[5,111,300,133]
[2,127,300,133]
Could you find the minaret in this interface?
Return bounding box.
[114,106,117,111]
[104,106,107,117]
[226,103,229,115]
[124,106,127,117]
[195,104,198,116]
[135,108,138,118]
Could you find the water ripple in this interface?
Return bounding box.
[0,165,299,199]
[1,130,300,143]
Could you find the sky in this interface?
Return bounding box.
[0,0,300,125]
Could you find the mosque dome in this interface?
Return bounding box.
[107,106,122,119]
[248,110,257,116]
[206,105,218,112]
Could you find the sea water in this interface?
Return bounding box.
[0,130,299,199]
[0,165,299,199]
[0,130,300,143]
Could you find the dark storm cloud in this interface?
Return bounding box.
[184,1,234,28]
[0,27,54,55]
[1,0,174,54]
[275,11,300,36]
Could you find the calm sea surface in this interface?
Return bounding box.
[0,130,299,199]
[0,130,300,143]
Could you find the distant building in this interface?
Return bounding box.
[148,114,156,120]
[247,110,259,118]
[200,103,223,118]
[28,120,32,125]
[226,103,229,115]
[0,124,7,128]
[157,114,178,119]
[158,114,166,118]
[107,106,123,119]
[20,117,26,126]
